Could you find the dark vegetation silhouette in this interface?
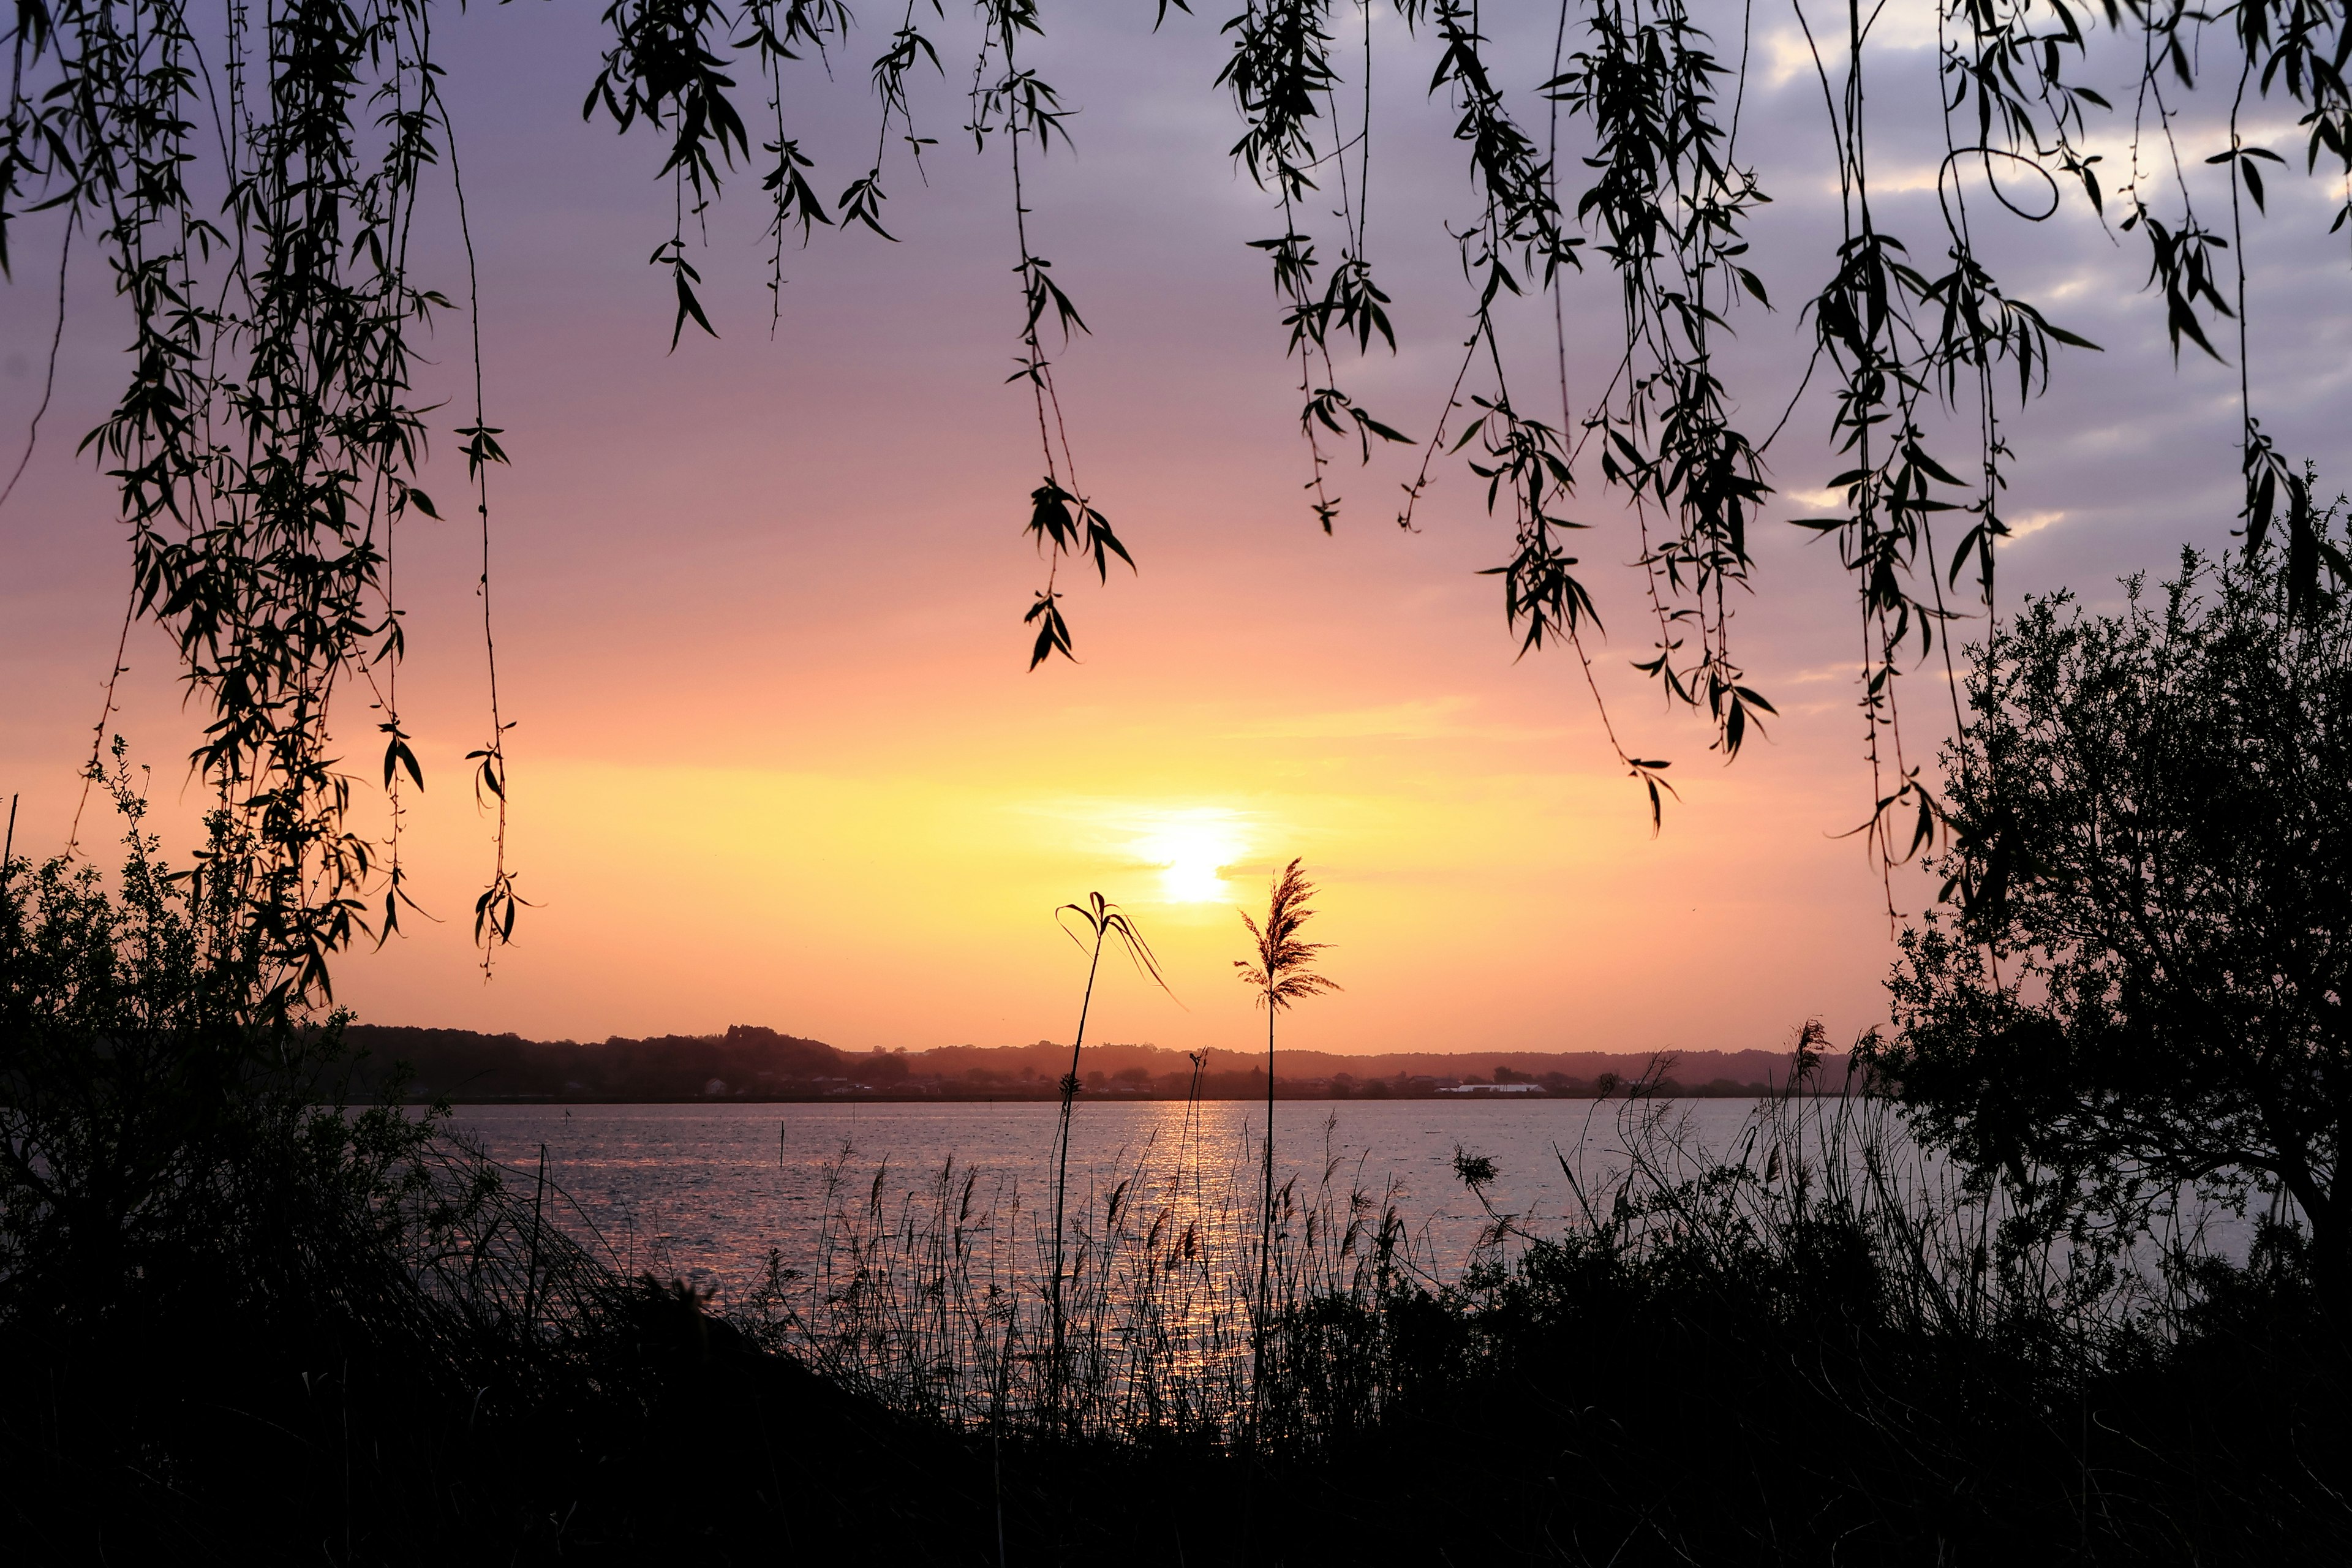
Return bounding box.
[6,743,2352,1558]
[2,0,2343,991]
[1874,519,2352,1310]
[7,1,2352,1558]
[334,1023,1818,1101]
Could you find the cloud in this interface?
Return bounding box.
[1219,697,1561,744]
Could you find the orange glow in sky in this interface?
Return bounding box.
[2,1,2315,1064]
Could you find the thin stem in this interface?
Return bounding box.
[1048,924,1105,1422]
[1254,990,1276,1421]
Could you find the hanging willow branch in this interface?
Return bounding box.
[4,0,2345,1000]
[3,0,470,1012]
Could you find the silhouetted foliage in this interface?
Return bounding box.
[0,748,429,1318]
[1877,508,2352,1300]
[746,1066,2352,1563]
[7,0,2346,1003]
[7,7,2352,1551]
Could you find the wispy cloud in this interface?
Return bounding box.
[1220,698,1564,744]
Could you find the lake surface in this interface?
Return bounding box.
[447,1098,1777,1299]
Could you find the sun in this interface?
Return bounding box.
[1131,811,1248,903]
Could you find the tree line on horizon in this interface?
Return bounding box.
[337,1022,1835,1103]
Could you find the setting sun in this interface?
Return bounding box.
[1131,810,1250,903]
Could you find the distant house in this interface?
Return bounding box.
[1436,1082,1546,1095]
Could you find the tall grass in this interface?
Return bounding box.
[747,1101,1424,1444]
[740,1042,2315,1453]
[1042,892,1168,1423]
[685,1049,2346,1559]
[1232,858,1337,1413]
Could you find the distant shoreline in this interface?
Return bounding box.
[347,1022,1846,1107]
[432,1085,1789,1105]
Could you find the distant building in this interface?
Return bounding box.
[1436,1082,1546,1095]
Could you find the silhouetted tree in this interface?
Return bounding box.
[1877,510,2352,1302]
[0,744,437,1328]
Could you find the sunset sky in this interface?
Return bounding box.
[3,2,2345,1060]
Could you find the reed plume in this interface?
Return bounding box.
[1235,858,1338,1415]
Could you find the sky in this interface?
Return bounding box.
[2,2,2346,1060]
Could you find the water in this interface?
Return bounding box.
[447,1098,1775,1299]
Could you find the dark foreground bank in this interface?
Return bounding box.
[7,1115,2348,1566]
[6,829,2343,1562]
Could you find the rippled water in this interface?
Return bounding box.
[447,1098,1774,1298]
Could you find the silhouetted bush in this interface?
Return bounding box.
[1882,532,2352,1307]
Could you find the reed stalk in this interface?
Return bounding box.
[1233,859,1338,1422]
[1042,893,1168,1426]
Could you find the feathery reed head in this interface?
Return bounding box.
[1234,858,1339,1011]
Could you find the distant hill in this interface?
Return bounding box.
[342,1024,1845,1103]
[343,1024,845,1102]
